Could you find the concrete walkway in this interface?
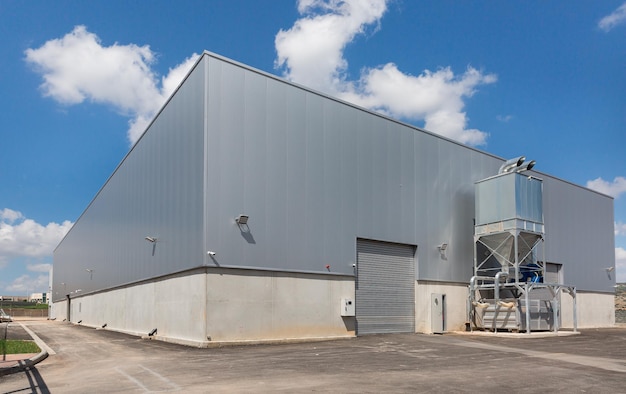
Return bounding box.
[1,320,626,393]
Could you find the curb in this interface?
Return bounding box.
[0,350,49,376]
[0,321,52,376]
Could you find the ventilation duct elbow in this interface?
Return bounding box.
[515,160,536,173]
[498,156,525,174]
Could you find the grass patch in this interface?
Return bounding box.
[0,340,40,354]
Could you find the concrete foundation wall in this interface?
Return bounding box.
[561,291,615,328]
[50,300,66,321]
[51,268,355,345]
[415,281,469,333]
[51,270,208,346]
[50,273,614,344]
[205,268,355,342]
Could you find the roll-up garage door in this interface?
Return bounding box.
[356,238,416,335]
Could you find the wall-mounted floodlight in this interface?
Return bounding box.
[437,243,448,259]
[145,236,158,256]
[605,266,615,280]
[235,214,249,225]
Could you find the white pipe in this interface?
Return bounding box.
[494,271,509,301]
[493,272,509,333]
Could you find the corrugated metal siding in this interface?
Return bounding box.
[542,176,615,292]
[52,56,207,301]
[53,52,615,302]
[203,54,501,280]
[356,239,416,334]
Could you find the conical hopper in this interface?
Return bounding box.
[478,231,543,274]
[478,232,515,270]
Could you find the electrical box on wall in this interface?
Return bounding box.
[341,298,355,316]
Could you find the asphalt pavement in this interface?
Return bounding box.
[1,319,625,393]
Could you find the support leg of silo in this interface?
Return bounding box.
[525,283,531,334]
[467,286,472,332]
[552,295,558,333]
[572,287,578,333]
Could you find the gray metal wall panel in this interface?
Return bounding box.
[55,52,614,301]
[203,54,506,282]
[53,57,207,301]
[541,176,615,292]
[263,79,289,268]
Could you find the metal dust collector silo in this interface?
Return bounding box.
[468,157,577,333]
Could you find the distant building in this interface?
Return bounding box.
[0,296,29,302]
[28,292,50,303]
[51,52,615,346]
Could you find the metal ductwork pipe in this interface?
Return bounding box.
[498,156,525,174]
[515,160,536,173]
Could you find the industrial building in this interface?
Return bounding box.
[51,52,615,346]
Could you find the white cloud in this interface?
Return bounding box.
[28,263,53,273]
[599,2,626,32]
[496,114,513,123]
[275,0,496,146]
[616,247,626,283]
[0,209,73,264]
[616,222,626,236]
[161,54,199,100]
[276,0,387,94]
[6,274,50,294]
[342,65,496,145]
[586,176,626,198]
[127,114,155,146]
[25,25,198,145]
[0,208,24,223]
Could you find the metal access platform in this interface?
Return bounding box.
[468,275,577,333]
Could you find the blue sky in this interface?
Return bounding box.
[1,0,625,296]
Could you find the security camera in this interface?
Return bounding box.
[352,263,357,268]
[207,251,216,256]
